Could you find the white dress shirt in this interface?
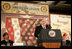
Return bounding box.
[42,25,46,29]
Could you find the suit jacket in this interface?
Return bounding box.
[1,40,14,46]
[34,24,51,38]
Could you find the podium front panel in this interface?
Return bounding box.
[38,29,62,43]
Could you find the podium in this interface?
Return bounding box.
[38,29,62,48]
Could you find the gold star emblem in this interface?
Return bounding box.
[32,33,34,36]
[27,25,30,28]
[27,33,31,36]
[20,20,22,23]
[11,32,14,35]
[25,36,28,40]
[30,29,33,32]
[29,36,33,40]
[22,33,26,36]
[22,24,25,28]
[8,28,11,31]
[8,20,11,22]
[33,40,36,44]
[9,36,11,39]
[30,21,33,24]
[33,25,35,28]
[25,29,27,32]
[12,24,14,26]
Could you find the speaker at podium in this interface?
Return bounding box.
[38,29,62,48]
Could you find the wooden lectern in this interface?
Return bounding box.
[39,42,61,48]
[38,29,62,48]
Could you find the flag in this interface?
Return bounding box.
[6,17,41,46]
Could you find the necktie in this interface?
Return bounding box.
[43,26,46,29]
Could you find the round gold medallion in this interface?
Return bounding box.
[49,30,56,37]
[41,6,47,12]
[3,3,11,10]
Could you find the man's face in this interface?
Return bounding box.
[4,35,9,40]
[41,19,46,26]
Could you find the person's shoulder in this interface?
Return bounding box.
[46,24,50,26]
[36,25,42,28]
[46,24,51,27]
[1,40,6,44]
[1,40,6,45]
[1,40,5,42]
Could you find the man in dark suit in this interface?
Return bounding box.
[34,18,51,46]
[1,32,14,46]
[34,25,51,38]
